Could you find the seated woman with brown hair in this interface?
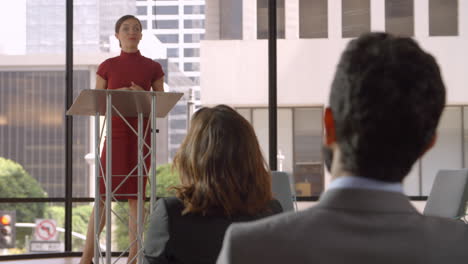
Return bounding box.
[143,105,283,264]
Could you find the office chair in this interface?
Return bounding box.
[271,171,297,212]
[423,169,468,222]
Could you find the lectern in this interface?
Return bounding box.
[67,89,183,264]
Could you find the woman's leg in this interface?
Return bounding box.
[80,200,105,264]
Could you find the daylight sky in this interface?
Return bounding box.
[0,0,26,55]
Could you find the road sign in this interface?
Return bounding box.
[29,241,64,252]
[34,219,58,241]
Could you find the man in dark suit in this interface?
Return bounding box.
[217,32,468,264]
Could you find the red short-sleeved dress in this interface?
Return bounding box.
[97,50,164,200]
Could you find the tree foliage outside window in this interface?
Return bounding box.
[0,157,47,250]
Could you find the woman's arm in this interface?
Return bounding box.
[152,76,164,92]
[143,199,171,264]
[96,75,107,90]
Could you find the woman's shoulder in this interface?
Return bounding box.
[158,197,184,215]
[250,199,283,219]
[160,196,183,206]
[98,56,119,67]
[267,199,283,214]
[97,56,120,78]
[139,55,161,65]
[228,200,283,222]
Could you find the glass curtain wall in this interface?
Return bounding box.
[0,0,67,255]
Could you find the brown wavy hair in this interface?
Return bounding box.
[173,105,273,217]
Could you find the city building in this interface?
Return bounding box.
[26,0,135,53]
[135,0,205,157]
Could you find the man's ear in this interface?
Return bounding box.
[324,107,336,146]
[421,133,437,156]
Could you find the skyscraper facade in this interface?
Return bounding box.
[27,0,136,54]
[136,0,205,157]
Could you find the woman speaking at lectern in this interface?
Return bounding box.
[80,14,165,264]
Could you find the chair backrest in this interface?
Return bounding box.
[271,171,295,212]
[423,169,468,219]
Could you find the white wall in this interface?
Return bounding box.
[200,0,468,106]
[200,39,346,106]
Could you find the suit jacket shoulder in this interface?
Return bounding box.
[217,189,468,264]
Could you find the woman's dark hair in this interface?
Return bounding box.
[115,14,142,33]
[329,32,446,182]
[173,105,273,217]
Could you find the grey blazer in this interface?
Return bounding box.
[217,188,468,264]
[143,197,283,264]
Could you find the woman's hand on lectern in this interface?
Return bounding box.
[129,81,144,91]
[112,82,143,91]
[116,87,131,91]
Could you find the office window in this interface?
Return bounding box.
[1,202,65,251]
[220,0,243,39]
[170,119,187,130]
[137,6,147,15]
[246,107,324,197]
[155,59,169,75]
[153,6,178,15]
[402,159,421,196]
[429,0,458,36]
[464,107,468,168]
[421,107,462,195]
[294,108,323,196]
[184,20,205,29]
[342,0,370,38]
[184,34,204,43]
[170,134,186,144]
[184,5,205,14]
[194,90,201,101]
[156,34,179,43]
[189,76,200,85]
[153,20,179,29]
[141,20,147,30]
[252,109,270,166]
[171,104,187,115]
[0,71,91,198]
[167,48,179,57]
[257,0,285,39]
[184,48,200,57]
[236,108,252,123]
[278,109,294,183]
[299,0,328,38]
[184,62,200,72]
[385,0,414,36]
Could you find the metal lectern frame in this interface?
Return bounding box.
[67,89,183,264]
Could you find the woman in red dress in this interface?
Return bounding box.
[80,15,164,264]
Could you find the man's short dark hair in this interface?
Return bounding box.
[329,32,446,182]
